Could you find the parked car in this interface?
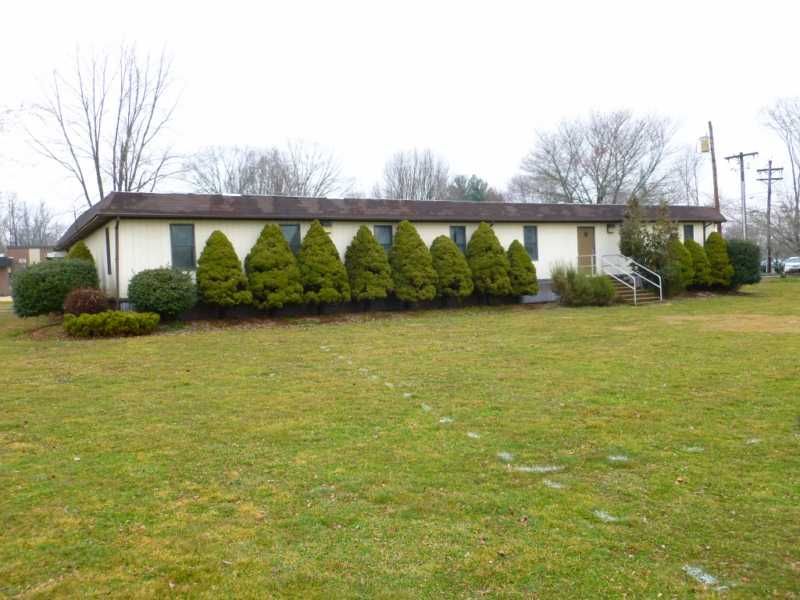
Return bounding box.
[762,258,785,273]
[783,256,800,274]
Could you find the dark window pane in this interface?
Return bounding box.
[170,224,196,269]
[450,226,466,253]
[683,224,694,243]
[281,224,301,253]
[523,225,538,260]
[374,225,393,252]
[105,227,112,275]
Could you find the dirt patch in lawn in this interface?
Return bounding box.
[661,314,800,333]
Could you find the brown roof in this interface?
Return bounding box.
[56,191,726,250]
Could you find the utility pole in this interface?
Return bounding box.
[757,161,783,273]
[708,122,721,230]
[724,150,758,239]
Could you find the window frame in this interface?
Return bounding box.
[280,223,302,254]
[523,225,539,260]
[169,223,196,270]
[449,225,467,253]
[374,224,393,252]
[683,224,695,243]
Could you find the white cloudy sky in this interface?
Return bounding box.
[1,0,799,225]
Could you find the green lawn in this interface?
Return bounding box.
[1,280,799,598]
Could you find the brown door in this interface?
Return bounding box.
[577,226,596,273]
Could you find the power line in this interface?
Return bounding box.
[724,151,758,239]
[757,161,783,273]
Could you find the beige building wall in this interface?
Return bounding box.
[98,218,715,298]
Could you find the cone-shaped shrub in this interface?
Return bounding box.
[705,232,734,288]
[245,224,303,310]
[297,220,351,304]
[389,221,437,303]
[67,240,95,266]
[466,222,512,297]
[197,230,252,309]
[344,225,393,301]
[430,235,473,299]
[684,239,712,289]
[506,240,539,296]
[664,235,694,295]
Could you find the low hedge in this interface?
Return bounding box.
[12,259,99,317]
[551,264,616,307]
[63,311,160,338]
[128,268,197,319]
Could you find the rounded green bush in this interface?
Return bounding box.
[298,221,351,305]
[245,224,303,310]
[506,240,539,296]
[345,226,393,302]
[66,240,95,265]
[197,230,252,309]
[11,259,99,317]
[128,268,196,319]
[389,221,437,303]
[727,239,761,289]
[430,235,473,299]
[466,222,512,297]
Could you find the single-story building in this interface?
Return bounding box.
[55,192,725,302]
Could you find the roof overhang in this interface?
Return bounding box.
[56,192,727,250]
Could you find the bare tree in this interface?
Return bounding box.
[666,145,705,205]
[1,194,63,248]
[516,110,675,204]
[185,141,345,197]
[30,45,179,208]
[376,148,449,200]
[764,98,800,252]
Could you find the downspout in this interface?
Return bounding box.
[114,218,120,307]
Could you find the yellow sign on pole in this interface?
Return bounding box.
[699,136,710,153]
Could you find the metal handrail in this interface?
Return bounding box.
[599,254,663,304]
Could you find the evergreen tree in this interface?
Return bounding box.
[388,220,437,303]
[344,225,393,302]
[705,232,734,288]
[245,224,303,310]
[67,240,95,266]
[466,222,512,297]
[297,220,351,304]
[727,239,761,289]
[644,202,678,272]
[196,230,252,310]
[430,235,473,299]
[619,197,648,263]
[684,239,712,289]
[664,235,694,295]
[506,240,539,295]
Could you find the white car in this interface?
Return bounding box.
[783,256,800,274]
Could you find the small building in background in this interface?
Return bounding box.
[0,246,57,296]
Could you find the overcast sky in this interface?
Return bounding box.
[1,0,799,225]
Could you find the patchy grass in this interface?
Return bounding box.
[1,279,799,598]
